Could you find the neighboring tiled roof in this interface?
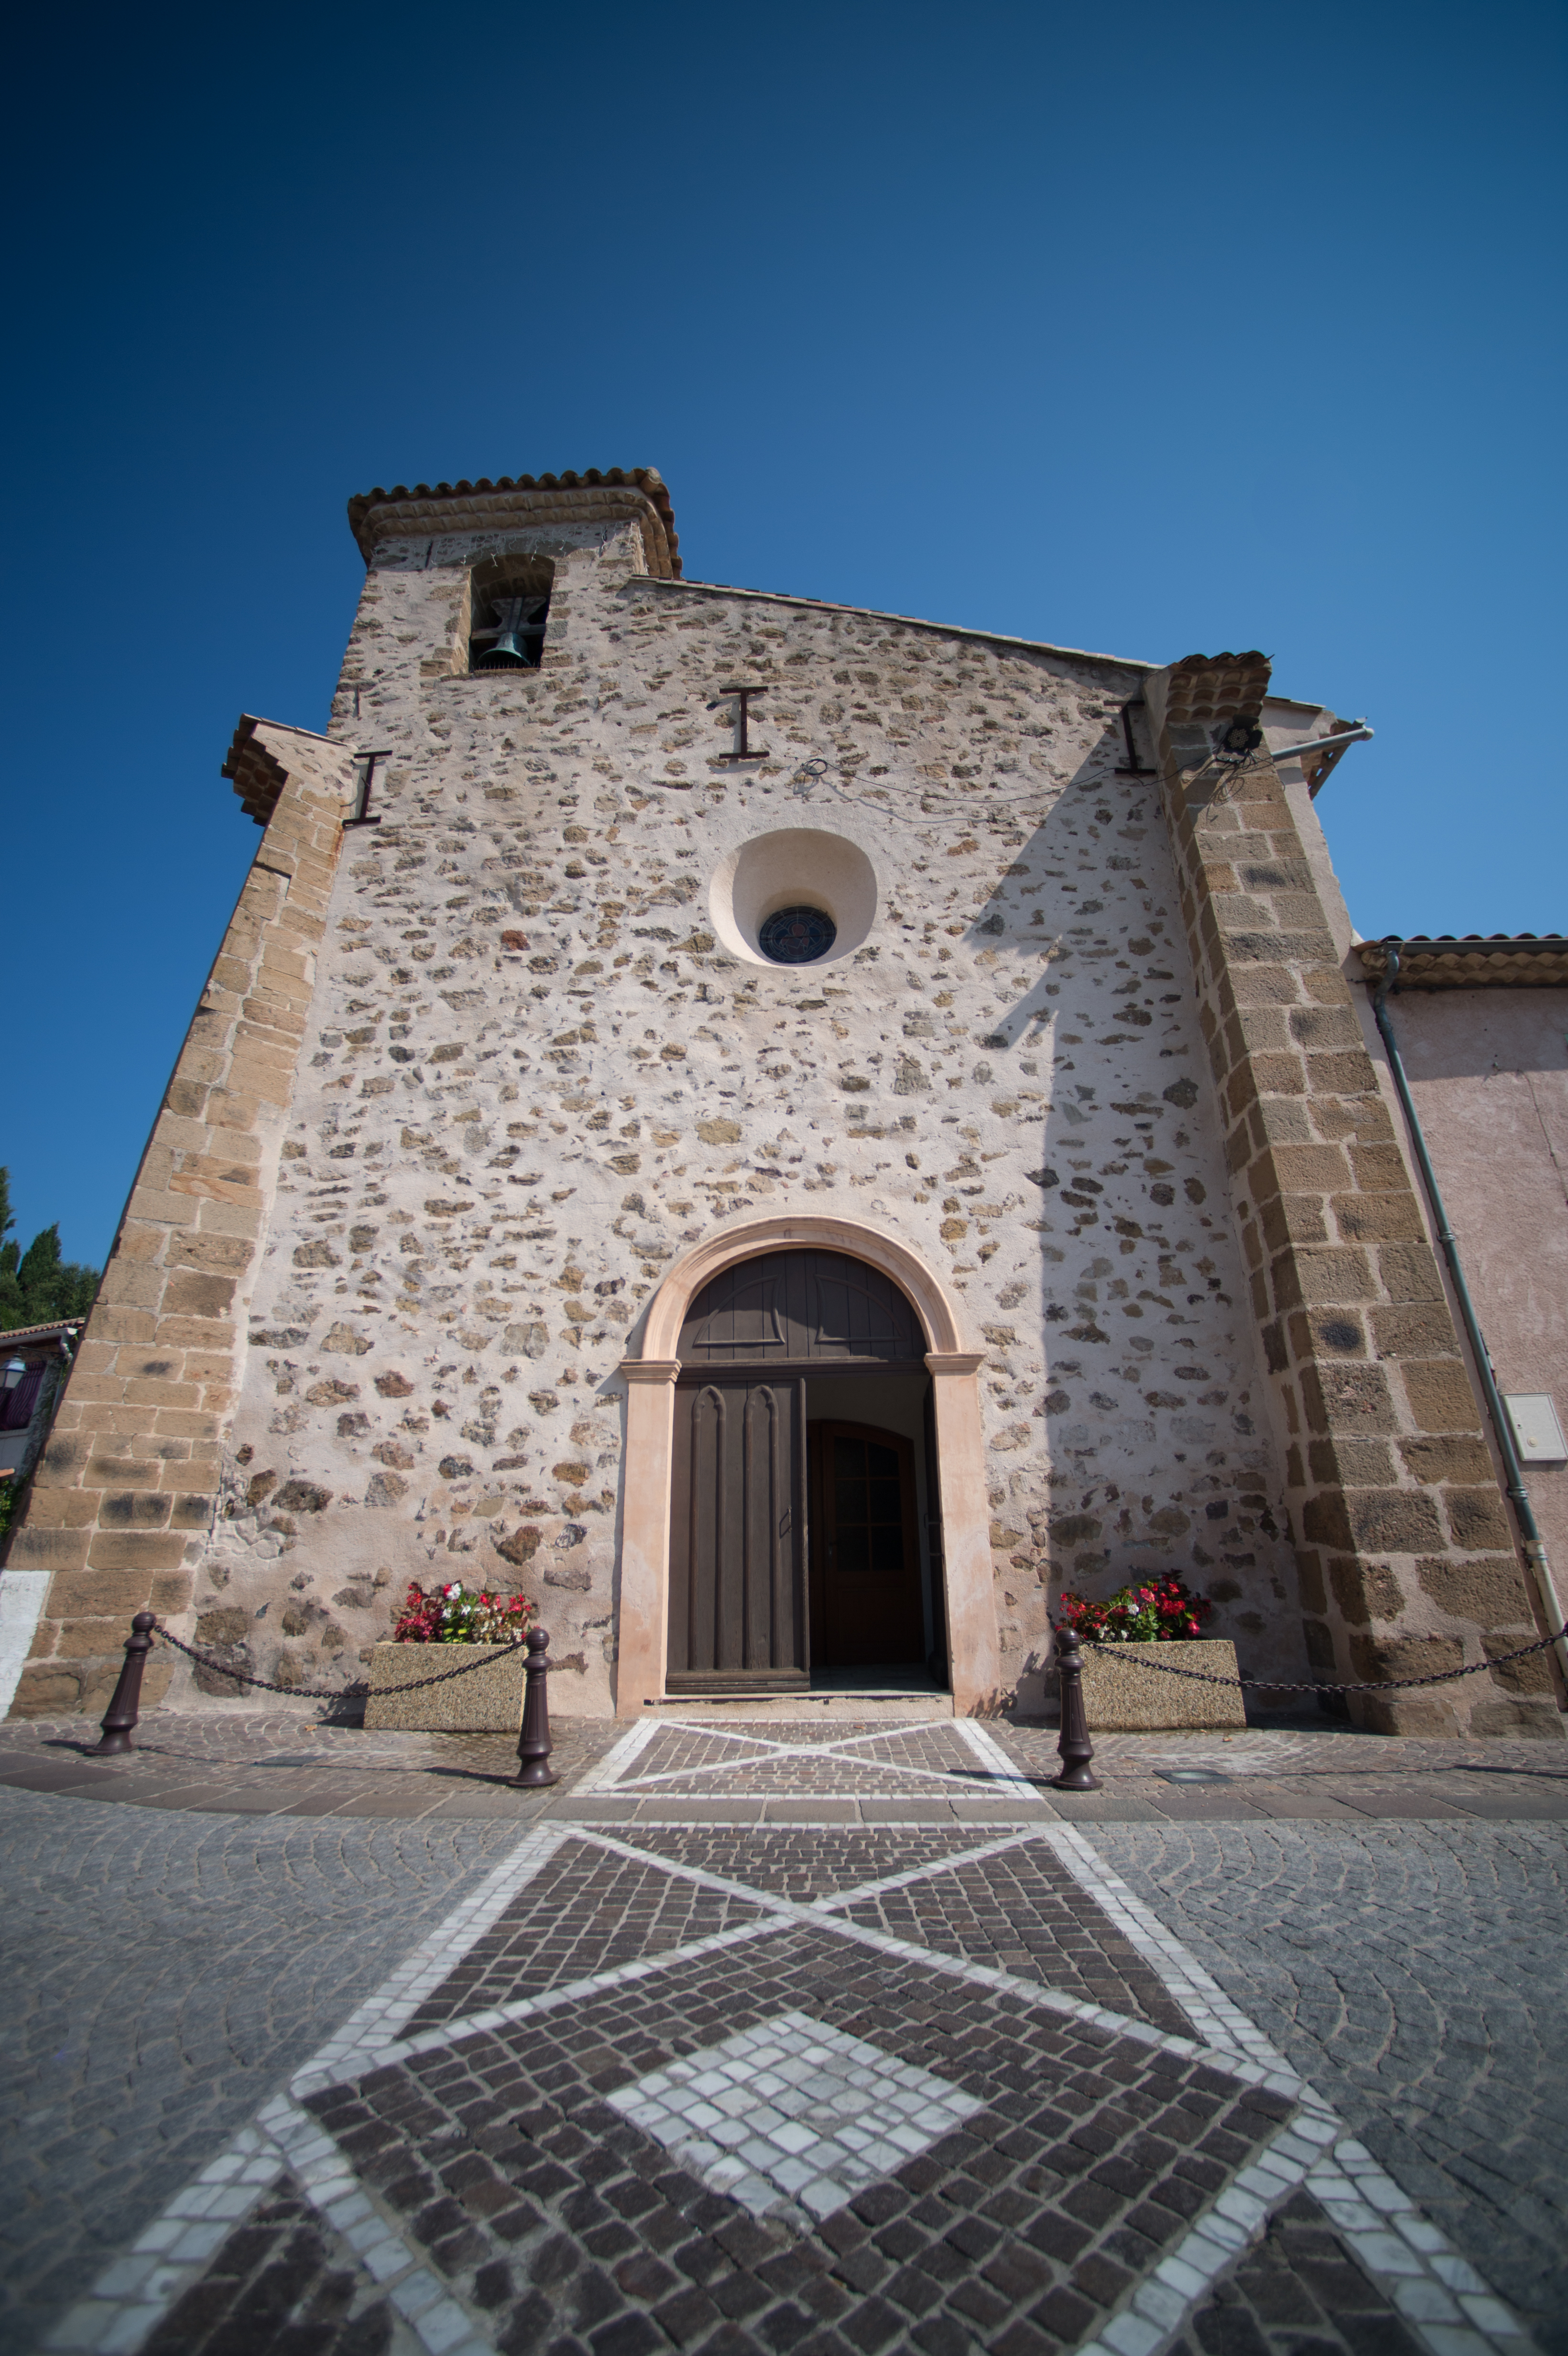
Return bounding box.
[1353,935,1568,989]
[0,1320,83,1348]
[347,469,680,575]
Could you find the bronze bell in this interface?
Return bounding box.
[474,596,548,671]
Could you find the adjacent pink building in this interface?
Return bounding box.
[1352,936,1568,1669]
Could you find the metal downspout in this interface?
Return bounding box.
[1371,950,1568,1688]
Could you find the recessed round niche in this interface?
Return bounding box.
[709,829,878,971]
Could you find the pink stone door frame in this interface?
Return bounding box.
[615,1215,1000,1716]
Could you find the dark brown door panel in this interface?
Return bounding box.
[667,1377,807,1690]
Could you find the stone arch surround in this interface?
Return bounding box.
[615,1215,1000,1716]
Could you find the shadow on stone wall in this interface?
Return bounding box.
[960,730,1306,1713]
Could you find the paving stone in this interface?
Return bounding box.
[0,1786,521,2351]
[1170,2188,1426,2356]
[995,1725,1568,1825]
[600,1724,987,1800]
[139,2174,406,2356]
[405,1839,778,2030]
[605,2009,986,2224]
[4,1710,1567,1826]
[0,1710,625,1822]
[610,1828,1004,1901]
[309,1924,1292,2356]
[1095,1818,1568,2350]
[835,1842,1191,2033]
[6,1715,1560,2356]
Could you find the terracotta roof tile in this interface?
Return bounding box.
[347,468,680,575]
[0,1320,83,1348]
[1354,934,1568,989]
[1163,650,1273,725]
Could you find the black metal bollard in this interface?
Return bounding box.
[1049,1627,1100,1791]
[90,1612,157,1756]
[515,1625,558,1788]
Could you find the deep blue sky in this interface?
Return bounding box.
[4,0,1563,1267]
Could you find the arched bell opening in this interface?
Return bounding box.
[467,552,554,672]
[665,1249,947,1697]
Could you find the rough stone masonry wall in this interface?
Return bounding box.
[5,723,357,1715]
[1147,658,1555,1735]
[170,507,1304,1717]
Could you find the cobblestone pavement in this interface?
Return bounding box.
[0,1789,523,2353]
[591,1723,981,1797]
[2,1710,1565,1824]
[1089,1822,1568,2354]
[0,1711,625,1822]
[1168,2188,1426,2356]
[994,1726,1568,1830]
[140,2172,412,2356]
[6,1707,1565,2356]
[602,1829,1192,2034]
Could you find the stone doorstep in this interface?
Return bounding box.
[645,1692,956,1722]
[363,1656,957,1735]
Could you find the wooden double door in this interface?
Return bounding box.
[664,1250,937,1694]
[666,1378,927,1692]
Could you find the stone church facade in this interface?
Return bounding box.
[5,468,1558,1734]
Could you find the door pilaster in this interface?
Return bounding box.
[615,1359,680,1715]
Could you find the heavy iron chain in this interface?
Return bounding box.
[150,1620,532,1703]
[149,1616,1568,1707]
[1075,1621,1568,1694]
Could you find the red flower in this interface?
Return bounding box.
[1053,1571,1214,1645]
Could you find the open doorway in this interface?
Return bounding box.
[620,1215,1000,1715]
[806,1371,946,1690]
[664,1249,948,1696]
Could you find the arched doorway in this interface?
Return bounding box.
[614,1215,1001,1717]
[666,1251,936,1694]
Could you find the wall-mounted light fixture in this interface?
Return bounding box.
[1217,719,1263,758]
[2,1360,26,1391]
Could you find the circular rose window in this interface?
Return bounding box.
[758,905,837,964]
[708,829,879,971]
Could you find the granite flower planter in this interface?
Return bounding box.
[1067,1637,1246,1732]
[363,1641,526,1732]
